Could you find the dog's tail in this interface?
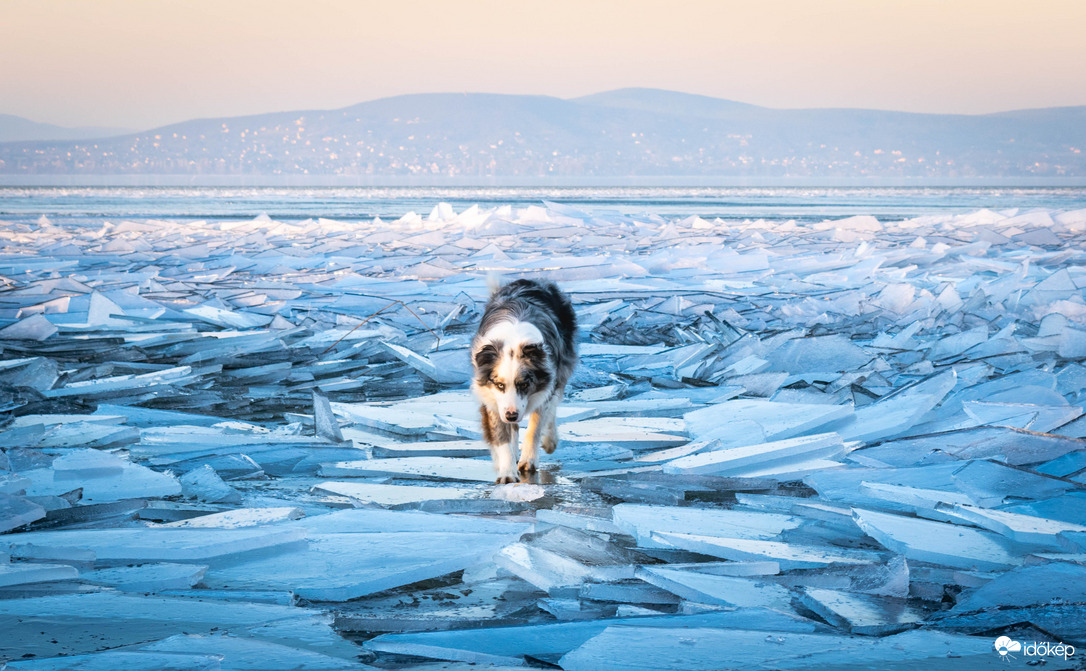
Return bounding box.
[486,272,503,298]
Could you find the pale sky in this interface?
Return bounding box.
[3,0,1085,130]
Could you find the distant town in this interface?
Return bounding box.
[1,90,1083,179]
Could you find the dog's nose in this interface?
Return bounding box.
[505,410,519,422]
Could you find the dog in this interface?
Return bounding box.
[471,278,577,483]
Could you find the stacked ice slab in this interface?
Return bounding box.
[1,203,1085,669]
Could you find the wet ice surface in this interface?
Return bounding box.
[1,204,1086,669]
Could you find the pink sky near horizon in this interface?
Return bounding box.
[3,0,1084,130]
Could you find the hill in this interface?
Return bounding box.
[1,89,1082,179]
[0,114,133,143]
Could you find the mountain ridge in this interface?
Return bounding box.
[0,114,134,144]
[1,89,1083,179]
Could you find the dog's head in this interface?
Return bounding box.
[472,326,552,423]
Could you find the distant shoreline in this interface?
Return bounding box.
[2,175,1085,188]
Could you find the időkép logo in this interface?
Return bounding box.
[994,636,1075,662]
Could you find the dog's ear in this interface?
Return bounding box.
[521,343,546,365]
[474,343,499,369]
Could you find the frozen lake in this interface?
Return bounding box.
[3,185,1086,222]
[1,193,1085,669]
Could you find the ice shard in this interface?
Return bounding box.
[652,533,885,569]
[852,508,1022,570]
[636,566,793,609]
[663,432,847,476]
[204,531,521,601]
[82,563,207,592]
[7,527,307,566]
[611,504,801,549]
[799,587,926,635]
[365,611,818,666]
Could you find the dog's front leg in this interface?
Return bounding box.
[502,424,520,483]
[481,405,519,483]
[519,410,542,472]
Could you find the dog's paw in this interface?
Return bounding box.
[517,458,538,473]
[495,471,519,484]
[542,436,558,454]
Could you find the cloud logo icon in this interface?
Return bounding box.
[995,636,1022,659]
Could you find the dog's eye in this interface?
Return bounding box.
[493,381,505,392]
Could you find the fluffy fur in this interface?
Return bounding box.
[471,279,577,483]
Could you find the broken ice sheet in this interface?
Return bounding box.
[169,453,264,481]
[0,313,58,340]
[636,566,793,610]
[1036,449,1086,478]
[853,481,974,516]
[776,555,910,598]
[180,464,243,503]
[0,356,59,390]
[204,530,519,601]
[495,527,646,595]
[35,421,139,449]
[1002,491,1086,525]
[578,580,680,606]
[369,439,489,458]
[312,480,481,506]
[930,603,1086,643]
[535,508,625,535]
[163,507,305,529]
[559,416,688,449]
[683,399,851,444]
[381,341,466,384]
[831,370,957,444]
[0,562,79,588]
[936,502,1086,549]
[319,457,496,482]
[7,526,306,566]
[557,627,997,671]
[328,402,438,438]
[799,587,926,635]
[82,563,207,592]
[950,459,1078,506]
[611,503,801,549]
[495,542,600,595]
[852,508,1022,570]
[0,491,47,532]
[764,334,872,373]
[948,561,1086,613]
[962,399,1082,433]
[364,611,819,666]
[1,650,222,670]
[538,597,615,621]
[333,561,537,630]
[183,303,273,329]
[662,432,848,476]
[0,591,339,661]
[852,425,1084,468]
[138,633,367,671]
[490,483,546,502]
[652,533,885,569]
[39,364,207,400]
[21,449,182,503]
[804,462,967,508]
[283,507,530,535]
[311,388,345,442]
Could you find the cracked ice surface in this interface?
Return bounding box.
[2,203,1086,668]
